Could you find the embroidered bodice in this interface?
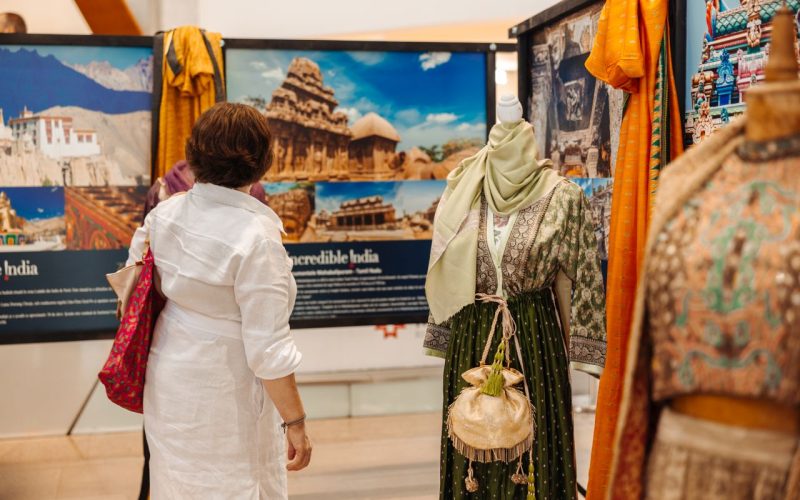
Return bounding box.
[647,149,800,405]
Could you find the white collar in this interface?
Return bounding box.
[190,182,284,232]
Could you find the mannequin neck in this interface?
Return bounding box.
[745,81,800,142]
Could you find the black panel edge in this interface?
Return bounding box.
[517,32,532,122]
[509,0,600,38]
[0,33,153,47]
[223,38,515,53]
[670,0,688,131]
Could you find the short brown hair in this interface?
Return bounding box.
[185,102,273,188]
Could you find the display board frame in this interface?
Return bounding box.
[0,33,154,345]
[510,0,599,117]
[509,0,620,294]
[223,38,515,134]
[0,34,512,344]
[223,38,513,330]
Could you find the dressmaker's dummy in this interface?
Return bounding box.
[425,94,606,499]
[606,6,800,499]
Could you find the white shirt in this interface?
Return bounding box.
[128,182,301,499]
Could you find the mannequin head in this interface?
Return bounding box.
[497,94,523,124]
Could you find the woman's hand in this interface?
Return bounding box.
[286,422,312,471]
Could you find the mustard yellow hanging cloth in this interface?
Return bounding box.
[154,26,225,178]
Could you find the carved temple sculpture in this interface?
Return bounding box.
[686,0,800,144]
[264,58,353,182]
[265,188,313,241]
[262,58,411,182]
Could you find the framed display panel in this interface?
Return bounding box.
[511,0,620,284]
[671,0,800,146]
[224,39,512,328]
[0,34,154,344]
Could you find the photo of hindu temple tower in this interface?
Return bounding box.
[264,58,352,181]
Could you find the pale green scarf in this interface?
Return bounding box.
[425,120,562,324]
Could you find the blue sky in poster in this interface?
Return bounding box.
[0,45,152,118]
[1,45,151,70]
[0,187,64,220]
[572,177,612,197]
[226,48,488,151]
[685,1,742,111]
[316,180,444,216]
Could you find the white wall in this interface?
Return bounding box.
[165,0,562,38]
[0,0,90,34]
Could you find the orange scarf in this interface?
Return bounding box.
[583,1,684,499]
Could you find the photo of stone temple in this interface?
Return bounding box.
[309,180,444,242]
[228,49,489,183]
[261,58,408,182]
[264,58,353,181]
[685,0,800,144]
[328,196,397,230]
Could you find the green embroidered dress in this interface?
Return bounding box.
[425,179,607,499]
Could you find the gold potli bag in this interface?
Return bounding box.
[447,294,537,498]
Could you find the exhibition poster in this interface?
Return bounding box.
[526,1,619,282]
[0,41,153,341]
[226,47,489,325]
[683,0,800,144]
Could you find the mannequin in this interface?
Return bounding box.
[670,4,800,435]
[425,94,606,499]
[497,95,578,363]
[606,5,800,499]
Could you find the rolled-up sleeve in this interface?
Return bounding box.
[234,238,302,380]
[126,215,151,266]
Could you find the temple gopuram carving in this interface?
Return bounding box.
[65,187,146,250]
[327,196,397,230]
[0,191,28,246]
[686,0,800,144]
[264,58,352,181]
[266,187,313,241]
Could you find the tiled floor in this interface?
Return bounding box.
[0,412,594,500]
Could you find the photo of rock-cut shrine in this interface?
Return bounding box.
[280,180,443,243]
[226,49,488,183]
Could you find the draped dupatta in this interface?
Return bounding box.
[582,1,684,498]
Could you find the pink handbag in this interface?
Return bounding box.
[98,247,164,413]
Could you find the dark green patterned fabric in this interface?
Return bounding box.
[440,289,576,499]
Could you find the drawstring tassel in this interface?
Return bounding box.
[480,340,507,397]
[465,460,479,493]
[511,457,527,485]
[526,460,536,499]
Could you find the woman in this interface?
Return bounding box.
[128,102,311,499]
[136,159,269,500]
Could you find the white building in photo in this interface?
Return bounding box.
[8,107,101,159]
[0,109,12,142]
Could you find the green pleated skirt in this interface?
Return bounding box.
[439,288,577,499]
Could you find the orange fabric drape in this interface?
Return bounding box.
[583,2,684,499]
[156,26,224,178]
